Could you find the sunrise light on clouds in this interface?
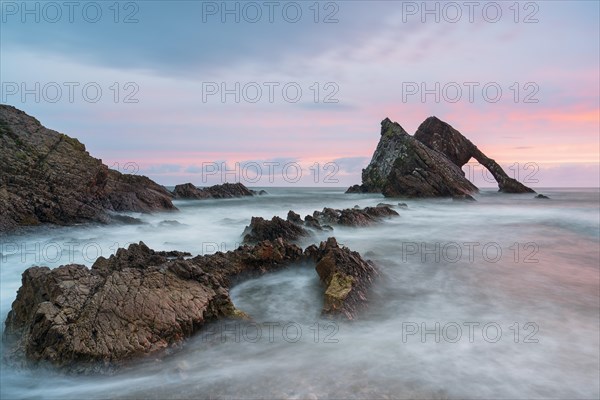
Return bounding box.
[1,1,598,186]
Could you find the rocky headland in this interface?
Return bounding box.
[0,105,177,232]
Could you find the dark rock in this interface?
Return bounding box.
[313,206,399,227]
[172,183,211,199]
[304,215,331,231]
[156,250,192,258]
[535,194,550,199]
[0,105,176,233]
[382,118,479,197]
[108,215,145,225]
[346,185,368,193]
[346,116,535,197]
[286,210,303,224]
[173,182,254,200]
[397,202,408,208]
[414,117,535,194]
[348,118,478,198]
[377,203,394,208]
[306,238,377,319]
[251,189,268,196]
[242,205,398,244]
[4,239,375,371]
[242,216,309,244]
[452,194,477,202]
[205,183,254,198]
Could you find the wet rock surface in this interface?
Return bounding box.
[4,237,377,372]
[242,215,310,244]
[0,105,176,233]
[312,205,399,227]
[306,238,377,319]
[172,182,255,199]
[347,117,535,197]
[242,205,399,243]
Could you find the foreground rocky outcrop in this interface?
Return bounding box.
[4,239,376,372]
[242,205,399,243]
[0,105,176,233]
[172,182,255,199]
[347,117,534,197]
[306,238,377,319]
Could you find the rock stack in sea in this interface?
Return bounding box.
[347,117,535,197]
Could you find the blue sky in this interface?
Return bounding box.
[1,1,598,186]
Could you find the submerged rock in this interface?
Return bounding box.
[452,194,477,202]
[172,182,254,199]
[535,194,550,199]
[4,239,376,371]
[347,117,535,197]
[0,105,176,233]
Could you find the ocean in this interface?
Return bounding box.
[1,188,598,399]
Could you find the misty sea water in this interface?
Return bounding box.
[1,188,598,399]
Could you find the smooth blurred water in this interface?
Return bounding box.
[1,188,599,399]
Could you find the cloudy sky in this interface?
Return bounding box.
[1,1,598,187]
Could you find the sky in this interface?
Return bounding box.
[1,0,598,187]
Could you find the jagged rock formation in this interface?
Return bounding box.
[0,105,176,232]
[414,117,535,193]
[172,182,255,199]
[4,239,375,372]
[312,205,399,226]
[242,205,399,244]
[306,238,377,319]
[347,118,478,197]
[242,214,310,244]
[347,117,534,197]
